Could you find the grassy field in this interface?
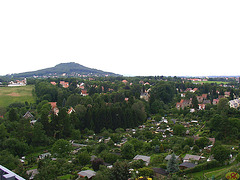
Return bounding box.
[0,85,35,107]
[203,81,229,84]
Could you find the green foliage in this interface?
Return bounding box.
[130,159,146,169]
[77,151,91,166]
[150,154,165,166]
[0,150,21,170]
[121,143,135,159]
[167,153,179,173]
[3,138,29,156]
[0,123,8,140]
[109,160,131,180]
[173,124,186,136]
[138,167,154,178]
[195,137,210,149]
[177,160,221,175]
[211,145,230,163]
[51,139,72,157]
[92,158,104,171]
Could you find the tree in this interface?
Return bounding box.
[192,95,199,109]
[217,98,229,113]
[192,145,199,153]
[138,167,154,178]
[3,138,29,157]
[32,122,49,146]
[109,160,131,180]
[121,143,135,159]
[195,137,210,149]
[51,139,72,157]
[8,108,19,121]
[0,150,21,170]
[167,153,179,173]
[173,124,186,136]
[92,158,104,171]
[0,123,8,140]
[77,151,91,166]
[212,145,230,163]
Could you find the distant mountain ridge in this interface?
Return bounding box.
[9,62,121,78]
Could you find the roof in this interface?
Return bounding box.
[183,154,204,161]
[23,111,34,119]
[165,154,179,161]
[133,155,150,164]
[179,162,196,169]
[152,168,169,176]
[0,165,25,180]
[78,170,96,179]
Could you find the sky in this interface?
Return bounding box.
[0,0,240,77]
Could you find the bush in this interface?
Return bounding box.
[177,160,221,175]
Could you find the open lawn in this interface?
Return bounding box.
[188,163,235,179]
[0,85,35,107]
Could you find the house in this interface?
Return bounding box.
[23,111,34,120]
[229,98,240,109]
[203,100,211,104]
[176,99,191,110]
[202,94,208,100]
[27,169,39,180]
[81,89,88,96]
[78,170,96,179]
[0,165,25,180]
[183,154,205,163]
[198,104,206,110]
[30,120,37,126]
[197,96,204,103]
[67,107,75,114]
[60,81,69,88]
[164,154,180,161]
[224,91,231,98]
[50,82,57,86]
[140,91,150,101]
[39,152,51,160]
[192,88,198,93]
[104,137,111,144]
[193,136,215,145]
[133,155,151,166]
[152,168,168,178]
[8,78,27,87]
[122,80,128,84]
[212,99,219,105]
[49,102,59,115]
[179,162,196,170]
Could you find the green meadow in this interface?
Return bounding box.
[0,85,35,107]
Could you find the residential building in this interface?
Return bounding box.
[23,111,34,120]
[0,165,25,180]
[81,89,88,96]
[50,82,57,86]
[229,98,240,109]
[133,155,151,166]
[176,99,191,110]
[165,154,180,161]
[78,170,96,179]
[179,162,196,170]
[49,102,59,115]
[183,154,205,163]
[212,99,219,105]
[60,81,69,88]
[140,91,150,101]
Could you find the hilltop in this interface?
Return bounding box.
[8,62,121,78]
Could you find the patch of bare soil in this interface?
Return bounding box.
[7,93,21,97]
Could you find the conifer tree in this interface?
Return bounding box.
[167,153,179,173]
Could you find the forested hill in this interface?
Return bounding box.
[9,62,121,78]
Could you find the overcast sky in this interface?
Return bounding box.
[0,0,240,77]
